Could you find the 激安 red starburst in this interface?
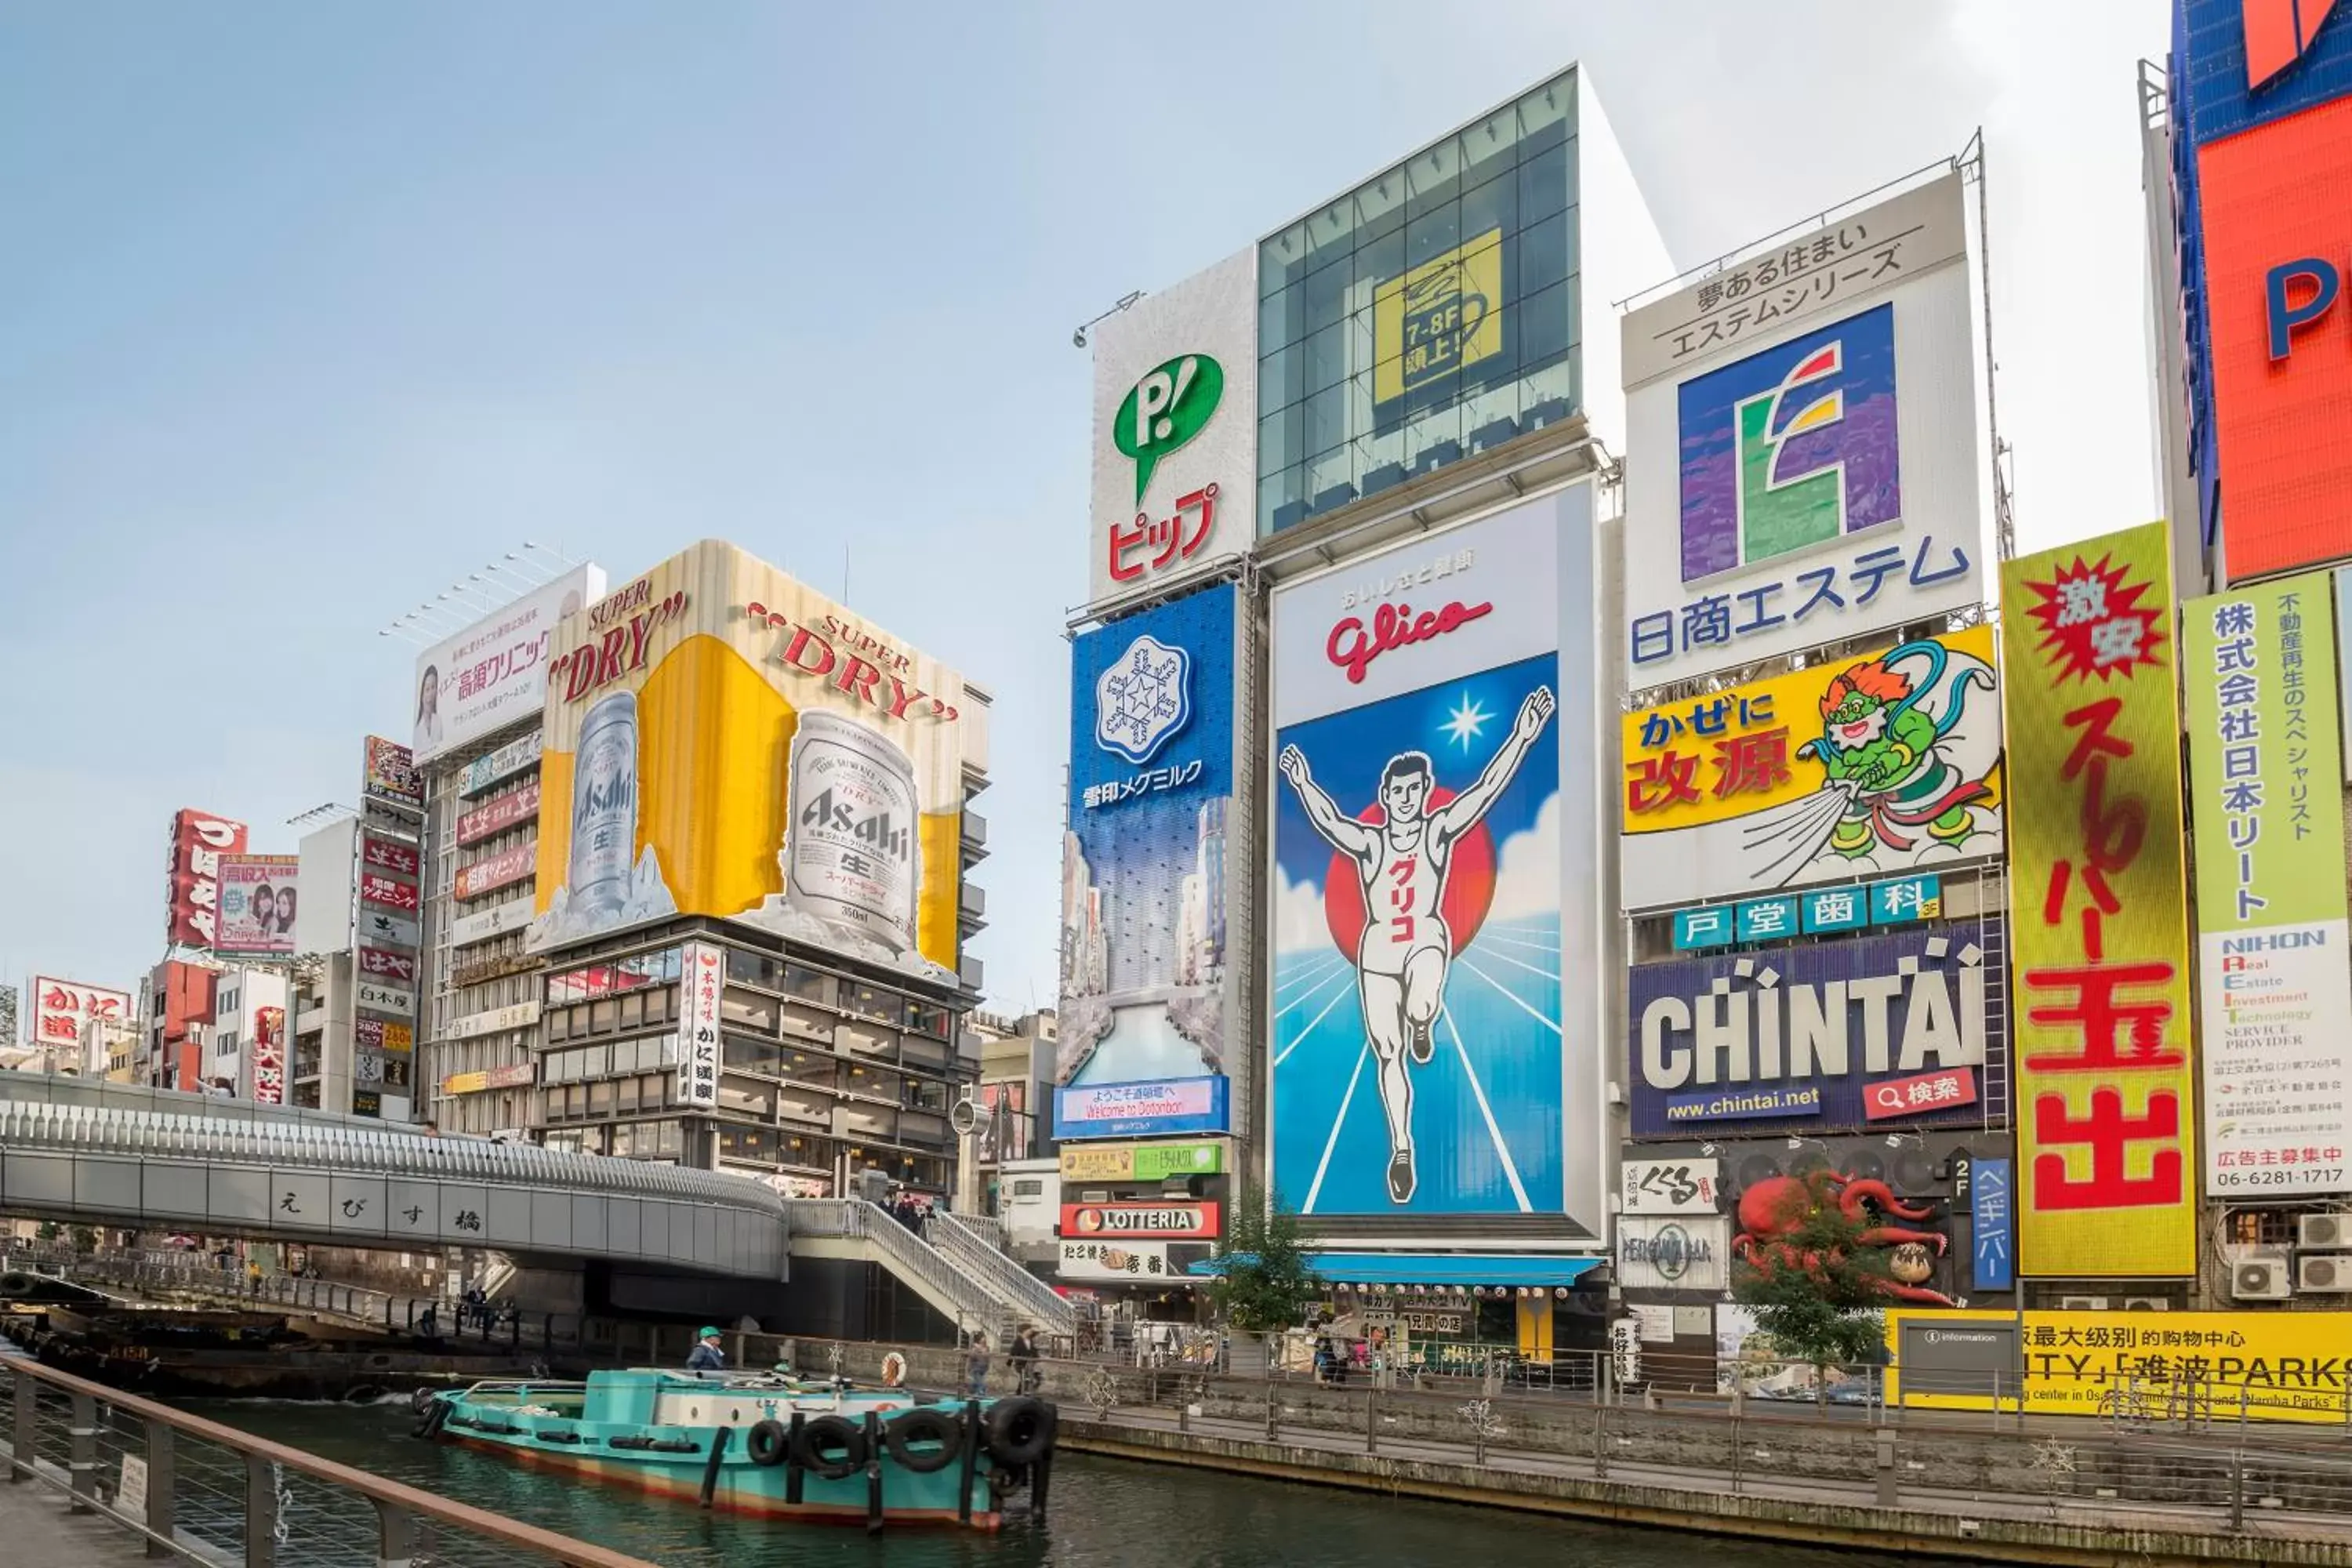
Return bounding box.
[2020,552,2167,683]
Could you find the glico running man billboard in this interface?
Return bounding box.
[528,541,980,984]
[1618,171,1984,684]
[1058,583,1243,1141]
[1269,488,1606,1230]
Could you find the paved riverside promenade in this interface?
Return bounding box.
[0,1482,160,1566]
[777,1334,2352,1568]
[1061,1399,2352,1567]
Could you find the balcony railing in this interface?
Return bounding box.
[0,1350,656,1566]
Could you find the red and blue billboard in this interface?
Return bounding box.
[2172,0,2352,579]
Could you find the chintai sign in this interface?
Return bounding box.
[1628,920,2005,1136]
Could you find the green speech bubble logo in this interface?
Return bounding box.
[1114,353,1223,504]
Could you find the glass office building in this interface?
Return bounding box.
[1258,68,1585,536]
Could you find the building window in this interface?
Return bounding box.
[723,1034,780,1076]
[718,1123,779,1164]
[844,982,900,1025]
[784,964,837,1007]
[1258,68,1580,535]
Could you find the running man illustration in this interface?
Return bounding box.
[1277,684,1555,1203]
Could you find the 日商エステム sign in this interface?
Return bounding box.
[1618,172,1984,684]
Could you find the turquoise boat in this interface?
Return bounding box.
[412,1367,1056,1531]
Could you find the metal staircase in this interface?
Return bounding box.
[927,1210,1073,1338]
[783,1199,1065,1344]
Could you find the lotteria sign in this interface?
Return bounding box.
[1060,1201,1221,1239]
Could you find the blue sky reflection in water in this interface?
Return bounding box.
[199,1399,1937,1568]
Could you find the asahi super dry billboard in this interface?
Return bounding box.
[529,541,978,982]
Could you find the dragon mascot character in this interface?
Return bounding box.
[1801,638,1999,860]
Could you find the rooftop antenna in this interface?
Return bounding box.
[1072,290,1144,348]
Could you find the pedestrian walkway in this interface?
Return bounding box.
[1064,1399,2352,1566]
[0,1482,160,1566]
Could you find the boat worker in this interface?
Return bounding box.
[687,1327,727,1374]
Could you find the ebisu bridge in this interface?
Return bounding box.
[0,1075,1070,1338]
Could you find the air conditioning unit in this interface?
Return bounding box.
[2057,1295,2109,1311]
[2299,1254,2352,1293]
[2233,1256,2294,1301]
[2300,1214,2352,1250]
[2120,1296,2170,1312]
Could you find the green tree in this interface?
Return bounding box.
[1730,1189,1892,1393]
[1207,1187,1321,1332]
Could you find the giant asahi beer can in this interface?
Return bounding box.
[568,691,639,917]
[786,710,921,954]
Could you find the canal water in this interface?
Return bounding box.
[198,1398,1945,1568]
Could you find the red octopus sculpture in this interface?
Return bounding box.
[1730,1169,1960,1307]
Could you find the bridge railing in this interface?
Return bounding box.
[0,1348,657,1566]
[925,1211,1073,1338]
[0,1100,786,1218]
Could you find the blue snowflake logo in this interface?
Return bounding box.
[1095,633,1192,765]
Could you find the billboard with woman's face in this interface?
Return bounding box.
[216,854,299,957]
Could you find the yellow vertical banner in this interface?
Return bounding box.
[1998,522,2197,1277]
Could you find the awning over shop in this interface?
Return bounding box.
[1187,1252,1603,1288]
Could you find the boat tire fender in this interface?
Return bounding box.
[984,1397,1054,1467]
[746,1417,790,1468]
[412,1399,450,1440]
[409,1387,436,1416]
[884,1409,960,1473]
[794,1414,866,1480]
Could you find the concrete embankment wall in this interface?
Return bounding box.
[787,1338,2352,1567]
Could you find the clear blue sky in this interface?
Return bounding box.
[0,2,2169,1018]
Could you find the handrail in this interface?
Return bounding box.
[0,1352,659,1566]
[0,1100,784,1218]
[927,1212,1072,1333]
[948,1211,1006,1248]
[782,1198,1007,1330]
